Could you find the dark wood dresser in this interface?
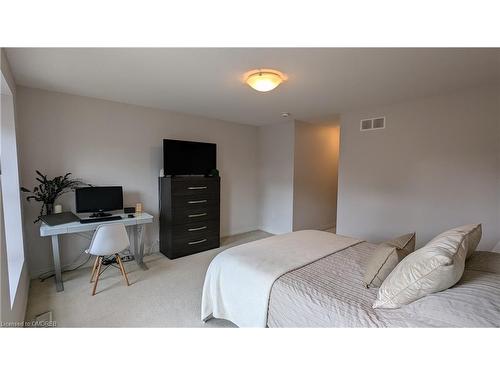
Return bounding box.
[159,176,220,259]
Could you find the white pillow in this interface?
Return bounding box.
[373,225,477,309]
[461,224,482,259]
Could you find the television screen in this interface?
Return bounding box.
[163,139,216,175]
[75,186,123,213]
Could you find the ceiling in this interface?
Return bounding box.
[6,48,500,126]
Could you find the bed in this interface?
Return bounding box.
[202,230,500,327]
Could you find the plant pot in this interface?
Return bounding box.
[45,203,54,215]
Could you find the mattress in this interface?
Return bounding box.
[202,230,361,327]
[267,242,500,327]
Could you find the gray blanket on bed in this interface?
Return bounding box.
[267,242,500,327]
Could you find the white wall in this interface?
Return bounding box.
[16,87,260,277]
[258,122,295,234]
[0,48,29,325]
[258,120,341,234]
[293,120,340,231]
[337,85,500,250]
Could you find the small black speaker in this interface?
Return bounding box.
[124,207,136,214]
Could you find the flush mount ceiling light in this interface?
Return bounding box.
[244,69,287,92]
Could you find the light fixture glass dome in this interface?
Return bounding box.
[244,69,286,92]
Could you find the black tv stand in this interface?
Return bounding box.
[89,211,113,218]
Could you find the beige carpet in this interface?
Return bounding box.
[26,230,271,327]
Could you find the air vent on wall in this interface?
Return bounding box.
[360,116,385,131]
[360,119,372,130]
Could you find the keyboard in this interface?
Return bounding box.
[79,216,122,224]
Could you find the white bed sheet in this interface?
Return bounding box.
[201,230,362,327]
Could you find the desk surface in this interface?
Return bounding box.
[40,212,154,236]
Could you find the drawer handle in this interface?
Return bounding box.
[188,239,207,245]
[188,186,207,190]
[188,226,207,232]
[188,213,207,218]
[188,200,207,204]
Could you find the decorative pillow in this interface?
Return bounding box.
[373,225,476,309]
[431,224,481,259]
[363,233,416,288]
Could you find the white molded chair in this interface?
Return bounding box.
[87,223,130,296]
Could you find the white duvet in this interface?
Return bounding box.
[201,230,361,327]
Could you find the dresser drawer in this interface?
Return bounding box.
[171,178,219,196]
[172,194,219,209]
[172,205,219,224]
[172,228,219,249]
[171,220,219,239]
[173,235,220,258]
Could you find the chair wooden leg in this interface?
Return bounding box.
[92,257,102,296]
[90,256,99,283]
[115,254,130,286]
[115,254,124,276]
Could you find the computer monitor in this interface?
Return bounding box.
[75,186,123,217]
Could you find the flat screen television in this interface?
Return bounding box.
[163,139,216,176]
[75,186,123,215]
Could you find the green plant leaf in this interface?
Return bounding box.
[23,171,85,214]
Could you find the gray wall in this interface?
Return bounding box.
[1,48,30,325]
[16,87,260,277]
[258,120,340,234]
[337,85,500,250]
[293,120,339,231]
[258,122,295,234]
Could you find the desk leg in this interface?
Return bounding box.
[134,224,148,270]
[51,235,64,292]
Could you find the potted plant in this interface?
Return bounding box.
[21,170,85,222]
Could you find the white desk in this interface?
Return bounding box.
[40,212,154,292]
